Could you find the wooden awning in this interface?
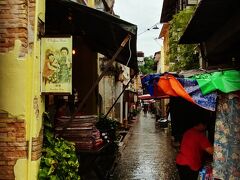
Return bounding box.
[45,0,139,71]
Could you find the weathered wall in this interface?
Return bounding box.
[0,0,45,179]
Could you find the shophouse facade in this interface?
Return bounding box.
[0,0,138,179]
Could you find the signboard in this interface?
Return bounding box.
[41,37,72,93]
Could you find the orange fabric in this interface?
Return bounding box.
[157,74,195,104]
[157,75,178,97]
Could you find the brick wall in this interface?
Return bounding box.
[0,115,26,179]
[0,113,43,179]
[31,129,43,161]
[0,0,35,55]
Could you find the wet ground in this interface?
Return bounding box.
[111,112,180,180]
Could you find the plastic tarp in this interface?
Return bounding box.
[141,70,240,111]
[157,74,217,111]
[194,70,240,95]
[141,74,160,96]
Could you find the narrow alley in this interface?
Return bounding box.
[112,112,179,180]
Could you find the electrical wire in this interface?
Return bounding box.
[126,35,132,66]
[138,22,160,36]
[154,38,161,46]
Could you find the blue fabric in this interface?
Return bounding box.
[141,74,160,96]
[177,78,217,111]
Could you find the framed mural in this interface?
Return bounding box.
[41,37,72,93]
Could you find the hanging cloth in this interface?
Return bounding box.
[157,74,195,103]
[194,70,240,95]
[157,74,217,111]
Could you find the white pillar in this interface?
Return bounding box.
[119,83,123,124]
[125,102,128,120]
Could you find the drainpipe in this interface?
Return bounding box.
[120,83,123,123]
[27,0,39,179]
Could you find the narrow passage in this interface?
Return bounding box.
[112,112,179,180]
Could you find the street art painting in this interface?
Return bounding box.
[41,37,72,93]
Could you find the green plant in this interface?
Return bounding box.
[96,114,120,142]
[131,109,140,116]
[38,112,80,180]
[139,56,156,74]
[169,6,199,72]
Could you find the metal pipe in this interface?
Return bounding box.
[103,75,134,119]
[59,34,131,136]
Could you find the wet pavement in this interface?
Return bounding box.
[111,112,180,180]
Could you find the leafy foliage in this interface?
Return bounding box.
[169,6,199,72]
[139,56,156,74]
[96,114,120,142]
[131,109,140,117]
[38,112,80,180]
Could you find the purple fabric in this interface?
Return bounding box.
[177,78,217,111]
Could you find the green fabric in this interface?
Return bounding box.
[194,70,240,95]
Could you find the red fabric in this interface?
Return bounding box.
[176,127,212,171]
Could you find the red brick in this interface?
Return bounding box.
[0,161,6,165]
[0,1,8,5]
[9,0,26,5]
[0,165,13,172]
[0,128,16,133]
[16,137,26,141]
[7,122,25,128]
[0,142,7,147]
[0,174,15,179]
[7,142,27,147]
[0,137,16,142]
[0,133,7,137]
[0,47,8,52]
[0,147,15,152]
[0,119,24,123]
[0,113,8,118]
[7,161,16,166]
[32,144,42,151]
[0,123,7,128]
[3,152,17,158]
[0,14,14,19]
[3,150,27,159]
[0,42,13,48]
[7,132,25,138]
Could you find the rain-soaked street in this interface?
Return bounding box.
[112,112,179,180]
